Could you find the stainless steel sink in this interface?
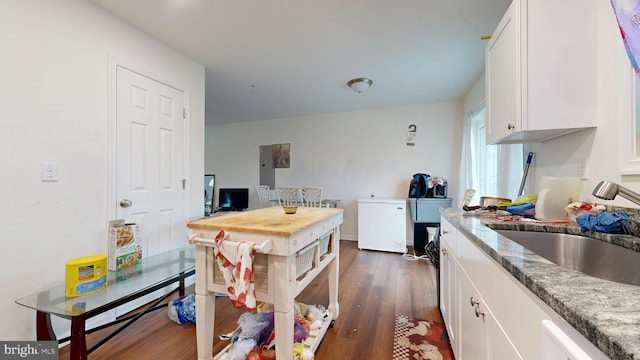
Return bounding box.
[495,230,640,286]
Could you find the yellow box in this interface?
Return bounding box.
[65,254,107,297]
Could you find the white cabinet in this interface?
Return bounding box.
[456,251,522,360]
[541,320,599,360]
[457,269,488,359]
[438,230,457,353]
[485,309,523,360]
[357,198,406,253]
[440,217,609,359]
[485,0,597,144]
[440,221,518,360]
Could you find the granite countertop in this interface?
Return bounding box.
[441,208,640,360]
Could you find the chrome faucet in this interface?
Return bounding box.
[592,181,640,205]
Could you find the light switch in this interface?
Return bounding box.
[578,160,588,180]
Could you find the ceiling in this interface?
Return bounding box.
[89,0,510,125]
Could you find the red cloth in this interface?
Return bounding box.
[213,230,257,309]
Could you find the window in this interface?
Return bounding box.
[461,103,526,205]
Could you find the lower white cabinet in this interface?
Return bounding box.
[439,216,609,359]
[439,233,457,352]
[541,320,599,360]
[444,235,521,360]
[457,269,488,358]
[485,306,522,360]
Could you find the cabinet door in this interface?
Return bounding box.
[486,307,523,360]
[440,217,457,253]
[439,237,458,355]
[458,268,521,360]
[457,268,488,360]
[486,0,519,144]
[485,0,597,144]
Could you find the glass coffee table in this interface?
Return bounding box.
[16,247,195,360]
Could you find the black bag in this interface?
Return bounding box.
[408,173,430,198]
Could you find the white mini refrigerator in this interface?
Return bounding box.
[357,198,406,253]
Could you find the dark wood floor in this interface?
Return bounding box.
[57,240,441,360]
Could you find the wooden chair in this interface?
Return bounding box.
[300,187,323,207]
[275,187,302,206]
[255,185,272,208]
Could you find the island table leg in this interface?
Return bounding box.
[273,255,296,360]
[328,228,340,319]
[195,245,215,360]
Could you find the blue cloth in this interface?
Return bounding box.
[576,211,630,234]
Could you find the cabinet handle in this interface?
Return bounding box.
[470,297,485,318]
[441,249,448,255]
[442,230,450,234]
[507,123,515,130]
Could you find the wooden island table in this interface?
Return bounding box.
[187,206,343,359]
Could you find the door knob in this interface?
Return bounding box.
[120,199,133,208]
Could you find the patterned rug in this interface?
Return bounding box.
[392,314,455,360]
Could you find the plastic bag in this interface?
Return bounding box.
[168,294,196,324]
[238,311,273,347]
[220,338,256,360]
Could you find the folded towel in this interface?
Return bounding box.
[576,211,630,234]
[213,230,257,309]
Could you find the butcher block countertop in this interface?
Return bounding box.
[187,207,344,236]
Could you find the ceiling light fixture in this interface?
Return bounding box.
[347,78,373,93]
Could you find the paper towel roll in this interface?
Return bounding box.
[535,177,581,221]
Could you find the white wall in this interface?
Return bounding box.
[464,72,486,114]
[529,0,640,206]
[206,101,463,242]
[0,0,205,340]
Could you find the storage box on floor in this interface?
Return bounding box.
[108,220,143,271]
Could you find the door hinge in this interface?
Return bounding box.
[182,108,186,119]
[182,179,186,189]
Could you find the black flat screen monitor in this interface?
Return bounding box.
[218,188,249,211]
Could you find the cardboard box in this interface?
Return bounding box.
[108,220,143,271]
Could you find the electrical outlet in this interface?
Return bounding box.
[578,160,588,180]
[41,162,59,182]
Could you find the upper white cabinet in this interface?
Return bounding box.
[485,0,597,144]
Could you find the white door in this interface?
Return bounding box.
[116,65,186,257]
